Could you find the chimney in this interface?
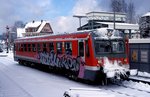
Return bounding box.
[41,20,43,23]
[32,20,35,23]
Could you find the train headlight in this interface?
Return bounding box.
[118,61,122,66]
[124,58,127,63]
[98,59,102,64]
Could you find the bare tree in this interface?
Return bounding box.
[127,1,135,23]
[110,0,127,13]
[10,21,25,44]
[111,0,121,12]
[121,0,127,13]
[110,0,136,23]
[11,21,25,32]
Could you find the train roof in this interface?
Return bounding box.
[16,31,90,39]
[14,31,91,43]
[15,28,124,43]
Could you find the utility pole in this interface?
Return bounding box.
[113,10,116,30]
[6,25,9,53]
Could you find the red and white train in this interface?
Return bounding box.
[14,28,130,82]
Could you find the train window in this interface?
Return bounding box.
[37,43,41,52]
[49,42,54,52]
[95,41,111,54]
[43,43,47,52]
[85,40,90,57]
[65,42,72,55]
[19,44,21,51]
[17,44,19,51]
[28,44,31,52]
[21,44,23,51]
[32,44,36,52]
[56,42,62,54]
[17,44,20,51]
[112,41,124,53]
[79,41,84,57]
[23,44,27,51]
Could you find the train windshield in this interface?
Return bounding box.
[93,28,125,55]
[112,40,124,53]
[94,40,125,54]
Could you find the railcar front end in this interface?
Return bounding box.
[82,28,130,82]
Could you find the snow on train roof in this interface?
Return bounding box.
[16,31,90,40]
[94,28,123,39]
[76,28,123,39]
[16,33,53,40]
[129,38,150,43]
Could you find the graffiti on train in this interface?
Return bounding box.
[37,51,85,72]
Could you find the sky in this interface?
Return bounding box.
[0,0,150,34]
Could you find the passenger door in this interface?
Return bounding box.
[78,40,85,61]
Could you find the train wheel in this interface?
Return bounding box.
[30,63,35,67]
[18,60,23,65]
[68,74,77,81]
[101,77,108,85]
[68,71,78,81]
[23,61,30,66]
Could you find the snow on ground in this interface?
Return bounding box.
[138,71,150,78]
[65,88,115,97]
[0,51,90,97]
[122,80,150,92]
[130,69,138,76]
[130,69,150,78]
[0,49,13,58]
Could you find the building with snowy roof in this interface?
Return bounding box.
[129,38,150,73]
[76,11,139,39]
[127,12,150,74]
[25,20,53,36]
[139,12,150,38]
[17,20,53,37]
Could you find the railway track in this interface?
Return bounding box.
[99,81,150,97]
[102,87,136,97]
[128,76,150,85]
[102,79,150,97]
[115,82,150,93]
